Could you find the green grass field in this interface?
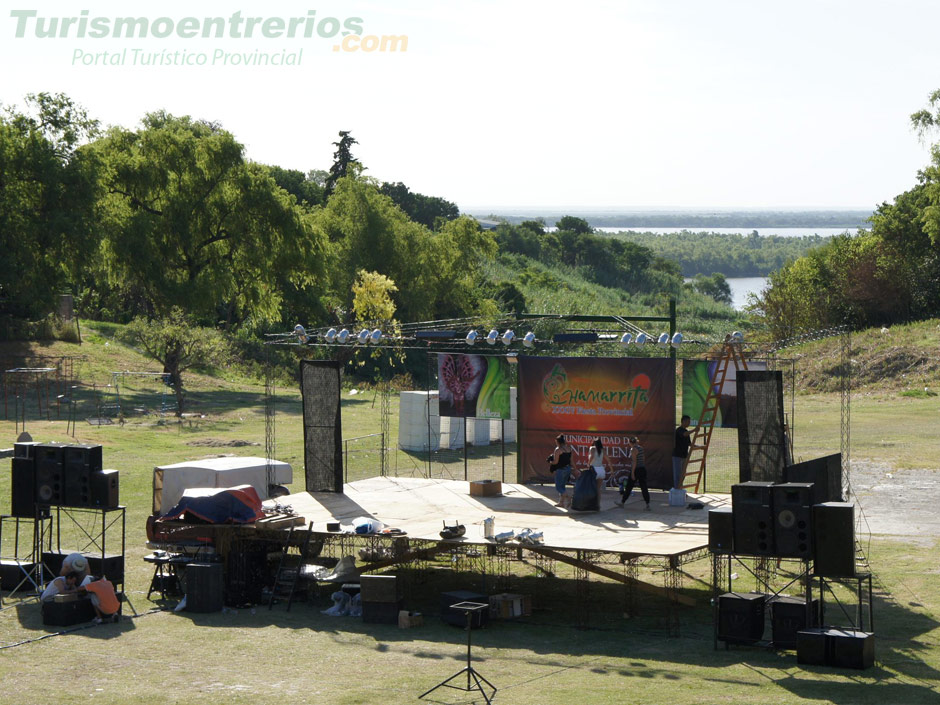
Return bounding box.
[1,328,939,704]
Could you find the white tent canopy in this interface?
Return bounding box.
[152,456,292,515]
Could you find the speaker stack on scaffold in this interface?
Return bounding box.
[7,443,119,510]
[772,483,813,558]
[731,481,775,555]
[812,502,855,578]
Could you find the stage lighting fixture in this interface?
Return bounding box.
[336,328,350,344]
[466,329,479,345]
[657,332,669,345]
[620,333,633,346]
[357,328,370,344]
[522,331,536,348]
[636,332,649,345]
[325,327,337,343]
[486,329,499,345]
[501,329,515,345]
[732,331,744,342]
[293,324,308,344]
[369,328,382,344]
[671,332,683,348]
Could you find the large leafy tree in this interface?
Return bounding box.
[0,93,101,318]
[379,181,459,229]
[91,112,327,326]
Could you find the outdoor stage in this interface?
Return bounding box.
[287,476,727,559]
[282,477,729,617]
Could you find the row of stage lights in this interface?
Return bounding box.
[292,325,743,348]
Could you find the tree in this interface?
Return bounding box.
[126,308,230,416]
[690,273,732,305]
[352,270,398,323]
[91,112,327,326]
[555,215,593,235]
[265,165,325,209]
[0,93,101,318]
[379,181,459,229]
[324,130,359,198]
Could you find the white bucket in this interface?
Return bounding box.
[483,516,495,539]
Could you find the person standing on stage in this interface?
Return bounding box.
[619,436,651,511]
[548,434,575,508]
[672,414,698,490]
[587,437,613,500]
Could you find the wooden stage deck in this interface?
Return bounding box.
[285,477,729,559]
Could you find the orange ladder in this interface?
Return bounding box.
[680,336,748,493]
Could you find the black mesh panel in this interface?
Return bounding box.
[736,370,786,484]
[300,360,343,493]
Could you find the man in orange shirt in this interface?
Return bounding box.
[79,576,121,624]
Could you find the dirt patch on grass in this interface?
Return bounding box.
[185,439,260,447]
[851,459,940,542]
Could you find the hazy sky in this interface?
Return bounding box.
[2,0,939,210]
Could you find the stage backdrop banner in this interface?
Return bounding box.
[518,356,675,488]
[438,354,511,419]
[682,359,767,428]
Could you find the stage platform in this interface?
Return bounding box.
[285,477,728,560]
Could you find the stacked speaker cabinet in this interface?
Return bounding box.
[717,592,766,644]
[361,574,403,624]
[784,453,844,504]
[63,444,102,507]
[813,502,855,577]
[708,506,734,553]
[772,483,813,558]
[770,595,819,649]
[732,481,775,555]
[11,457,37,518]
[35,443,66,505]
[89,469,120,509]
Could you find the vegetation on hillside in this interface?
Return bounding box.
[754,90,940,339]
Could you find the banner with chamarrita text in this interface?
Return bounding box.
[518,356,675,489]
[437,353,511,419]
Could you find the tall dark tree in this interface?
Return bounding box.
[324,130,359,198]
[379,181,459,229]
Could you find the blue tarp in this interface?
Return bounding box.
[160,485,265,524]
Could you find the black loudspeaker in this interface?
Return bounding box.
[186,562,224,613]
[717,592,766,644]
[362,599,404,624]
[87,554,125,585]
[11,457,37,517]
[772,483,813,558]
[64,444,103,472]
[732,481,775,555]
[797,627,874,669]
[34,443,66,505]
[830,628,875,669]
[360,574,400,603]
[796,627,829,665]
[770,595,819,649]
[42,596,97,626]
[13,441,40,459]
[440,590,489,628]
[784,453,843,504]
[89,470,120,508]
[225,546,267,607]
[813,502,855,577]
[64,466,92,507]
[708,506,734,553]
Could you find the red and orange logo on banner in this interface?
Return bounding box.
[519,356,675,488]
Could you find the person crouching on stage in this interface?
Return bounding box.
[79,575,121,624]
[59,553,88,581]
[619,436,651,511]
[549,434,575,508]
[40,571,82,602]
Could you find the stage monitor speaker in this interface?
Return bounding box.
[11,457,37,518]
[732,481,775,555]
[796,627,829,665]
[772,483,814,558]
[813,502,855,577]
[42,596,97,627]
[784,453,843,504]
[708,506,734,553]
[186,562,224,613]
[63,444,103,473]
[35,442,66,505]
[89,469,119,509]
[770,595,819,649]
[717,592,766,644]
[440,590,489,628]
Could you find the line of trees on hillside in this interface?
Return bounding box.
[754,90,940,339]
